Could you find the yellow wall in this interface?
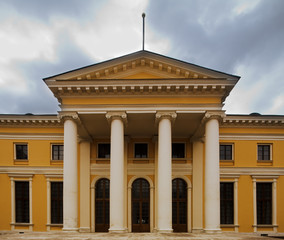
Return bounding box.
[0,174,11,230]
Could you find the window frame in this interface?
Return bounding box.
[134,143,148,159]
[51,144,64,161]
[257,144,272,161]
[252,176,278,232]
[9,174,33,230]
[97,143,111,159]
[219,143,234,161]
[45,175,63,230]
[14,143,28,161]
[172,142,186,159]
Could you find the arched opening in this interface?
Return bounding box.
[132,178,150,232]
[95,178,109,232]
[172,178,187,232]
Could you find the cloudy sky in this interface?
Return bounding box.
[0,0,283,115]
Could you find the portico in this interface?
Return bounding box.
[43,50,239,233]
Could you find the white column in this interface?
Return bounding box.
[204,116,221,233]
[62,116,78,231]
[106,112,127,233]
[156,112,176,233]
[79,141,91,232]
[192,140,204,233]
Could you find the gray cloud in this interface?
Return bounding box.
[0,0,283,115]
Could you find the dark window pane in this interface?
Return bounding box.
[220,182,234,224]
[52,145,64,160]
[220,145,232,160]
[95,178,110,226]
[16,144,28,160]
[51,182,63,224]
[15,181,29,223]
[135,143,148,158]
[258,145,271,161]
[98,143,110,158]
[172,178,187,226]
[172,143,185,158]
[257,183,272,224]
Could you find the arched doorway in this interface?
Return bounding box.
[95,178,109,232]
[172,178,187,232]
[132,178,150,232]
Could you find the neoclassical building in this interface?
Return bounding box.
[0,50,283,233]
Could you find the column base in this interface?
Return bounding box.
[62,227,79,232]
[204,228,222,233]
[156,228,173,233]
[79,227,90,233]
[109,228,128,233]
[192,228,204,233]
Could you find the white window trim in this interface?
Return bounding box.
[14,143,28,161]
[50,144,64,161]
[257,143,272,161]
[220,175,239,232]
[252,175,278,233]
[45,174,63,231]
[219,143,234,161]
[8,174,34,231]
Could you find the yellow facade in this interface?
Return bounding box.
[0,50,283,233]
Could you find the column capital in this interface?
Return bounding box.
[106,111,127,124]
[58,111,80,123]
[155,111,177,123]
[203,111,225,124]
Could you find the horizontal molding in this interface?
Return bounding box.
[0,134,63,140]
[0,166,63,175]
[220,167,284,176]
[220,134,284,141]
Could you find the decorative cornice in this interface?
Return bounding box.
[0,115,62,127]
[105,111,127,124]
[222,116,284,127]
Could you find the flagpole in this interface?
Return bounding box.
[142,13,145,50]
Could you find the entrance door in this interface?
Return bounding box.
[95,178,110,232]
[132,178,150,232]
[172,178,187,232]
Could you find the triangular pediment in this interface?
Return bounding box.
[44,50,239,81]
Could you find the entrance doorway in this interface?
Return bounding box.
[132,178,150,232]
[172,178,187,232]
[95,178,110,232]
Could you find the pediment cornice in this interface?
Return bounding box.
[44,51,240,81]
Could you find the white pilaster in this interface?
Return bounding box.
[62,113,78,231]
[106,112,127,233]
[156,111,176,233]
[79,141,91,232]
[204,113,222,233]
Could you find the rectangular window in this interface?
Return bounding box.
[98,143,110,158]
[220,182,234,224]
[15,144,28,160]
[15,181,29,223]
[258,144,271,161]
[220,144,233,160]
[52,145,64,160]
[51,182,63,224]
[172,143,185,158]
[134,143,148,158]
[257,182,272,225]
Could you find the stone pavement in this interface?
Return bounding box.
[0,231,284,240]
